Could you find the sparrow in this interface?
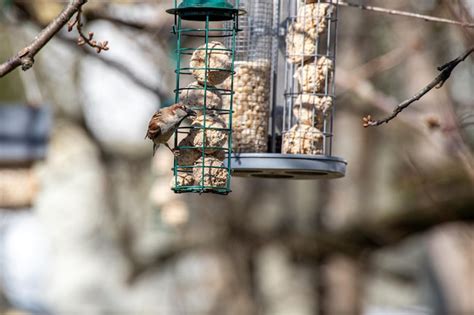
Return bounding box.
[146,103,197,156]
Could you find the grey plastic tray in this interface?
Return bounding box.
[230,153,346,179]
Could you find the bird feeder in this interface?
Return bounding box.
[167,0,243,194]
[0,104,51,209]
[231,0,346,179]
[224,0,274,153]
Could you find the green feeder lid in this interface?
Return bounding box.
[179,0,234,9]
[167,0,240,21]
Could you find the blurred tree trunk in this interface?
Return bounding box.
[319,2,370,314]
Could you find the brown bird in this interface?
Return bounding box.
[146,103,197,156]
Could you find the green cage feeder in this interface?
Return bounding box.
[167,0,243,195]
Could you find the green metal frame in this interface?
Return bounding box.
[168,0,241,195]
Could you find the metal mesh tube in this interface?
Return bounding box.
[224,0,274,153]
[169,1,241,195]
[282,0,338,156]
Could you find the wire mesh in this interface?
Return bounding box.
[224,0,273,153]
[282,0,338,156]
[168,0,241,195]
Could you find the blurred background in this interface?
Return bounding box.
[0,0,473,314]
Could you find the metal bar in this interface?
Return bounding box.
[270,0,280,153]
[201,15,210,191]
[173,15,182,189]
[227,7,238,191]
[329,0,339,155]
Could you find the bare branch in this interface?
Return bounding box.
[7,4,168,101]
[338,0,474,29]
[363,47,474,128]
[68,7,110,53]
[0,0,88,77]
[444,0,474,45]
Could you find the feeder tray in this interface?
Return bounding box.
[231,153,346,179]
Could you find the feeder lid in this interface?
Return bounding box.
[167,0,241,21]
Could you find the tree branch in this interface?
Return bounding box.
[338,0,474,29]
[7,5,168,101]
[0,0,88,77]
[363,46,474,128]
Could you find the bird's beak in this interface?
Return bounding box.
[186,108,197,117]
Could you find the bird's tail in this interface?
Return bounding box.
[153,143,159,156]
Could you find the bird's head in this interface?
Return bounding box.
[171,103,197,119]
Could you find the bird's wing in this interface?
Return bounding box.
[146,112,162,139]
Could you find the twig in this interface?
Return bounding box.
[338,0,474,29]
[8,6,168,102]
[363,47,474,128]
[68,7,109,53]
[336,69,423,133]
[0,0,87,77]
[444,0,474,45]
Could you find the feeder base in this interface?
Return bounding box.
[230,153,346,179]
